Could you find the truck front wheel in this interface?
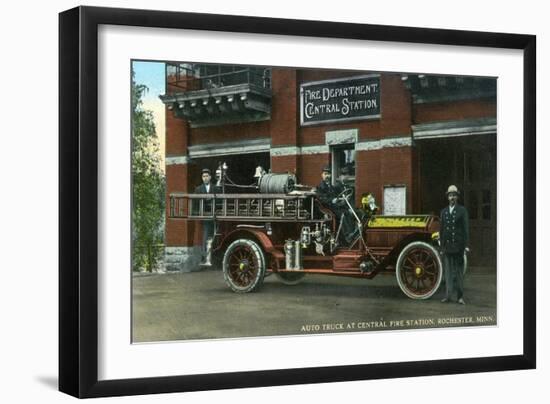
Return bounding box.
[222,239,266,293]
[396,241,443,299]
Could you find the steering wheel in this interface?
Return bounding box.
[336,187,353,201]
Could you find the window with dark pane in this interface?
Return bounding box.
[331,145,356,189]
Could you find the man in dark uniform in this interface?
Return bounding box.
[194,168,220,264]
[440,185,469,305]
[316,166,356,244]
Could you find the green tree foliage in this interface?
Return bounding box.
[132,71,165,272]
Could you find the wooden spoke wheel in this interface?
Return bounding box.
[396,241,443,299]
[275,271,306,285]
[222,239,266,293]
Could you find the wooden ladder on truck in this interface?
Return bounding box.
[168,193,317,222]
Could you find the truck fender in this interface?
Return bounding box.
[217,228,277,255]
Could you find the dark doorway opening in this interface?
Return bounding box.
[418,134,496,268]
[193,152,270,191]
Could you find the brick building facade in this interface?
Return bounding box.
[160,64,496,271]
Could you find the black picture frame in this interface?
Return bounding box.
[59,6,536,398]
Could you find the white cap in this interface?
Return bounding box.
[446,185,459,195]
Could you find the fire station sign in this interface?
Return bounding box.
[300,75,381,126]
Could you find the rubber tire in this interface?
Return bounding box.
[396,241,443,300]
[275,271,306,285]
[223,239,266,293]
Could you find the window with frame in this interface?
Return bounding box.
[331,144,355,188]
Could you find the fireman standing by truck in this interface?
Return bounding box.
[440,185,470,305]
[194,168,221,265]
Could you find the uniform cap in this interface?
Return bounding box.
[446,185,459,195]
[201,168,211,175]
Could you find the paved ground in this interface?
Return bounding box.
[132,268,497,342]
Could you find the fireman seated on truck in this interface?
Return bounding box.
[316,166,358,244]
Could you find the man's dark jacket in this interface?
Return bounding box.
[439,204,469,254]
[193,183,221,215]
[194,183,220,194]
[316,180,344,208]
[317,180,358,242]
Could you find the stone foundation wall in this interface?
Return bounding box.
[164,246,202,272]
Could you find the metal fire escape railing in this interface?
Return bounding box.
[167,63,271,91]
[162,63,272,127]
